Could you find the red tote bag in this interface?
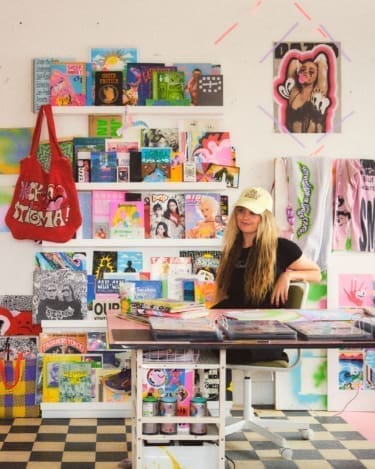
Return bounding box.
[5,105,82,243]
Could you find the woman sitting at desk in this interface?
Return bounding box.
[212,186,321,363]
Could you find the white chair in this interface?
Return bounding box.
[225,281,313,460]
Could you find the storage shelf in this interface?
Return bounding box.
[41,401,132,418]
[41,319,107,332]
[42,238,223,248]
[76,181,226,191]
[52,105,224,117]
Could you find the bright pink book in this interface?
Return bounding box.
[109,201,145,239]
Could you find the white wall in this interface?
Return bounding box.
[0,0,374,294]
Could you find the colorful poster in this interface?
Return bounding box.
[273,42,340,133]
[338,274,374,307]
[0,128,33,174]
[0,185,13,232]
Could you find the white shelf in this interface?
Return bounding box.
[43,238,223,248]
[52,105,224,117]
[41,401,132,418]
[41,319,107,332]
[76,181,226,191]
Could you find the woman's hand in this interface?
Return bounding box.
[270,272,290,307]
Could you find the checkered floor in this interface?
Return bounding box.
[0,411,374,468]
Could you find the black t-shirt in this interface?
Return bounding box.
[215,237,302,309]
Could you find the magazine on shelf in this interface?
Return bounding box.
[286,320,373,340]
[217,318,297,340]
[148,316,222,341]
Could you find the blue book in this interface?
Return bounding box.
[121,280,163,300]
[90,151,118,182]
[141,147,171,182]
[77,192,92,239]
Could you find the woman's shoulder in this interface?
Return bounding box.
[277,237,302,253]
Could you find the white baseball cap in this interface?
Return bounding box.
[234,187,273,214]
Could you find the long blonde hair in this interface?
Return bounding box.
[215,209,279,305]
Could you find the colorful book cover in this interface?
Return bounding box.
[184,192,224,239]
[117,251,143,272]
[49,62,87,106]
[119,280,163,300]
[73,136,106,181]
[195,162,239,188]
[96,368,132,403]
[90,48,137,71]
[88,114,123,137]
[150,257,192,280]
[87,331,108,351]
[179,250,222,281]
[105,138,138,153]
[90,151,118,182]
[94,71,123,106]
[58,361,93,402]
[95,278,123,296]
[109,201,144,239]
[173,63,221,104]
[76,191,93,239]
[125,62,164,105]
[197,75,224,106]
[141,147,171,182]
[90,298,121,321]
[188,131,235,166]
[92,251,118,279]
[39,333,88,353]
[149,192,185,239]
[152,70,185,101]
[92,190,126,239]
[34,251,87,271]
[32,269,88,323]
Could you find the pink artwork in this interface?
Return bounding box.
[338,274,374,307]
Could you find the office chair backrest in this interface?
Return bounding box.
[284,281,309,309]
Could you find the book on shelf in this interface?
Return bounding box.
[173,62,221,104]
[129,151,143,182]
[148,316,222,341]
[149,192,185,239]
[92,251,118,279]
[90,47,138,71]
[151,70,185,102]
[87,331,108,351]
[96,368,132,403]
[132,307,209,320]
[88,114,123,138]
[124,62,164,106]
[39,333,88,354]
[119,280,163,301]
[32,57,72,112]
[49,61,87,106]
[130,298,205,314]
[141,147,171,182]
[184,192,225,239]
[90,298,121,321]
[187,130,235,166]
[32,269,88,323]
[196,74,224,106]
[58,361,93,402]
[73,136,106,181]
[34,251,87,271]
[117,251,143,273]
[90,151,118,182]
[109,201,145,239]
[286,320,373,341]
[196,162,240,188]
[92,190,126,239]
[145,98,191,106]
[179,250,222,280]
[0,336,39,359]
[105,138,138,153]
[94,71,123,106]
[217,318,297,340]
[76,191,93,239]
[150,256,192,280]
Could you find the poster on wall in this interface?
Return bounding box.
[0,128,33,174]
[338,273,374,308]
[273,42,341,134]
[332,158,375,253]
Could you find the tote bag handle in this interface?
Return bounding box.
[29,104,63,165]
[0,353,23,391]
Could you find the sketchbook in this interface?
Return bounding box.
[286,320,373,341]
[148,316,222,341]
[217,318,297,340]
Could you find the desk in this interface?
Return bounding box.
[107,310,375,469]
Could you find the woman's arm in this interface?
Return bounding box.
[271,254,321,306]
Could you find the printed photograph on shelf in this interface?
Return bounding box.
[32,269,88,323]
[92,251,118,279]
[149,192,185,239]
[273,42,341,133]
[117,251,143,273]
[173,63,221,105]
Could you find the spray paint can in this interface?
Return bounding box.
[190,394,207,435]
[142,393,159,435]
[160,393,177,435]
